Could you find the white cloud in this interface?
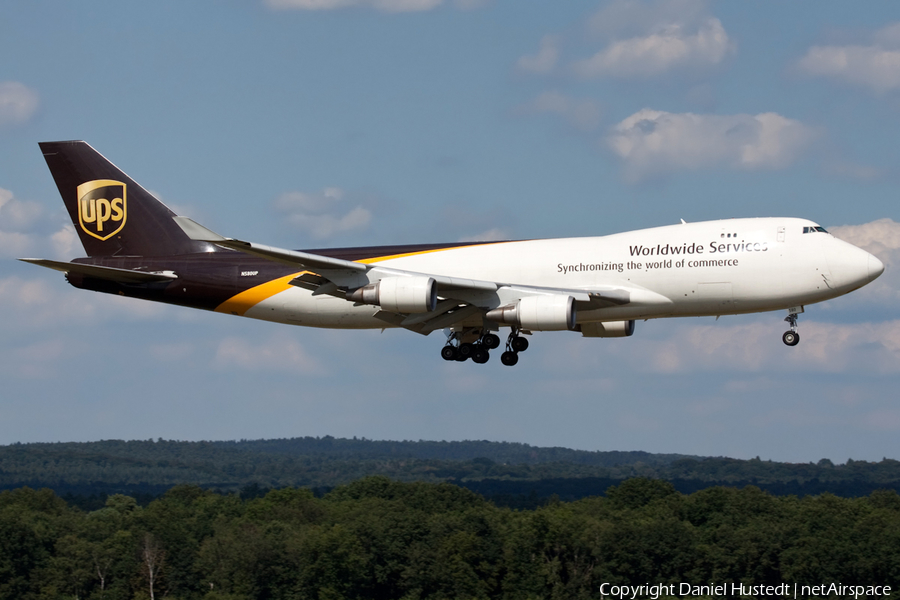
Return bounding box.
[457,227,509,243]
[830,218,900,306]
[674,321,896,374]
[0,224,79,261]
[586,0,711,39]
[0,82,39,127]
[516,1,732,81]
[516,35,560,74]
[0,187,52,258]
[569,318,900,376]
[827,161,883,182]
[514,91,602,132]
[291,207,372,240]
[264,0,442,11]
[607,109,816,181]
[274,187,373,240]
[50,224,79,259]
[0,274,174,334]
[0,187,43,231]
[0,187,79,260]
[275,187,345,213]
[214,335,324,374]
[0,231,36,257]
[797,22,900,93]
[573,17,732,79]
[831,218,900,254]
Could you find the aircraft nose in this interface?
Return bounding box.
[868,253,885,282]
[825,238,880,290]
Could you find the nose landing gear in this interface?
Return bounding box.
[782,330,799,346]
[782,308,802,346]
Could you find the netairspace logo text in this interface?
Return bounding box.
[599,582,892,599]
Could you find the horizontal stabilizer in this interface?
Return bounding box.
[18,258,177,284]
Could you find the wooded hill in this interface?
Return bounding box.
[2,478,899,600]
[1,437,898,506]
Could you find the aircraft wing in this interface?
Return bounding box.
[174,216,369,274]
[174,216,669,334]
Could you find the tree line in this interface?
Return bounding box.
[2,438,898,503]
[2,477,899,600]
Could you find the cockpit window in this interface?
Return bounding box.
[803,226,829,234]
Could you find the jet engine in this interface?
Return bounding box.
[347,276,437,313]
[485,295,576,331]
[579,320,636,337]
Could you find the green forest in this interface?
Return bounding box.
[2,438,899,508]
[2,477,898,600]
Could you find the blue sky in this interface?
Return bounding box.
[1,0,899,463]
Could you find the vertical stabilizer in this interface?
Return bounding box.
[40,141,213,257]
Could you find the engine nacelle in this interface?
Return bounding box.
[579,320,636,338]
[485,295,576,331]
[347,276,437,313]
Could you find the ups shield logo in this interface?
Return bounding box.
[77,180,127,241]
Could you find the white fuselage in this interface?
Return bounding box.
[246,218,882,330]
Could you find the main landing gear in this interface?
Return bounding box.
[441,329,527,366]
[782,308,802,346]
[500,329,529,366]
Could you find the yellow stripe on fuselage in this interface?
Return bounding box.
[214,241,506,315]
[215,271,306,316]
[356,246,466,264]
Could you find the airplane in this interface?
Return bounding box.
[21,141,885,367]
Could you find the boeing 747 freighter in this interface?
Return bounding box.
[21,141,884,366]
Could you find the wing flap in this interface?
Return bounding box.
[375,304,482,336]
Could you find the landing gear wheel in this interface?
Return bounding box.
[440,346,458,361]
[500,351,519,366]
[482,333,501,350]
[782,331,800,346]
[472,348,490,364]
[511,336,529,353]
[783,311,801,346]
[458,343,475,358]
